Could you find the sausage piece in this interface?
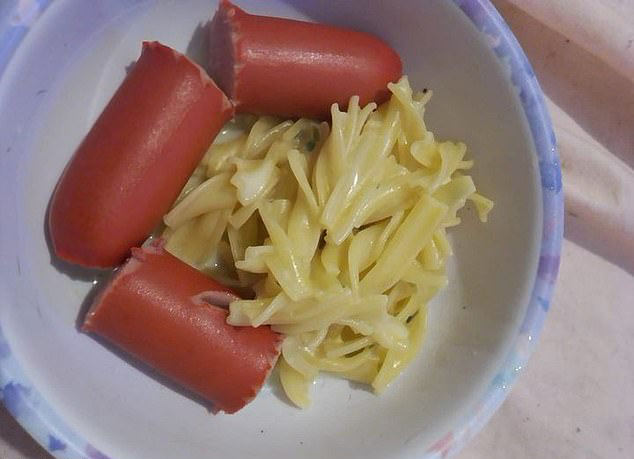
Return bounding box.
[83,242,282,414]
[49,41,234,269]
[208,0,402,119]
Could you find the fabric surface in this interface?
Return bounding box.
[1,1,632,458]
[492,0,634,275]
[460,238,634,459]
[458,1,634,457]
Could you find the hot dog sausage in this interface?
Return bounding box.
[83,242,282,414]
[208,0,402,119]
[49,41,234,269]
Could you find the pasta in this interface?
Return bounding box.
[162,76,493,407]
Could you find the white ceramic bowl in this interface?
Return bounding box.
[0,1,563,458]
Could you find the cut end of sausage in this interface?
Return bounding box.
[191,290,241,309]
[208,0,241,102]
[81,249,147,333]
[219,336,282,414]
[142,40,233,112]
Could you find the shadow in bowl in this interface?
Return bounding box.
[186,20,211,71]
[83,330,218,413]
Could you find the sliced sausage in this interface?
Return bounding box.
[83,242,282,414]
[49,41,234,268]
[208,0,402,119]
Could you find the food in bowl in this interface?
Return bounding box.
[48,0,492,413]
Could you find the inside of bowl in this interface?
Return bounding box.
[0,1,541,458]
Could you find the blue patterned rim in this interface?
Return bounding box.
[0,1,563,458]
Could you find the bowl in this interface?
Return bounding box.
[0,1,563,458]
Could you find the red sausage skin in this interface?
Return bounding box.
[83,243,282,414]
[49,41,234,269]
[208,0,402,119]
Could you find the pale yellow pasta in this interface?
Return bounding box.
[230,158,280,206]
[279,356,312,408]
[469,192,495,222]
[287,149,319,214]
[433,227,453,258]
[162,76,493,408]
[320,240,345,276]
[372,303,427,394]
[347,223,386,294]
[164,173,235,228]
[359,194,448,295]
[204,135,246,176]
[243,117,292,159]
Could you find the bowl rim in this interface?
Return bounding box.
[0,1,563,458]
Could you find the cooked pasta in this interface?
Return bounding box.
[162,76,493,407]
